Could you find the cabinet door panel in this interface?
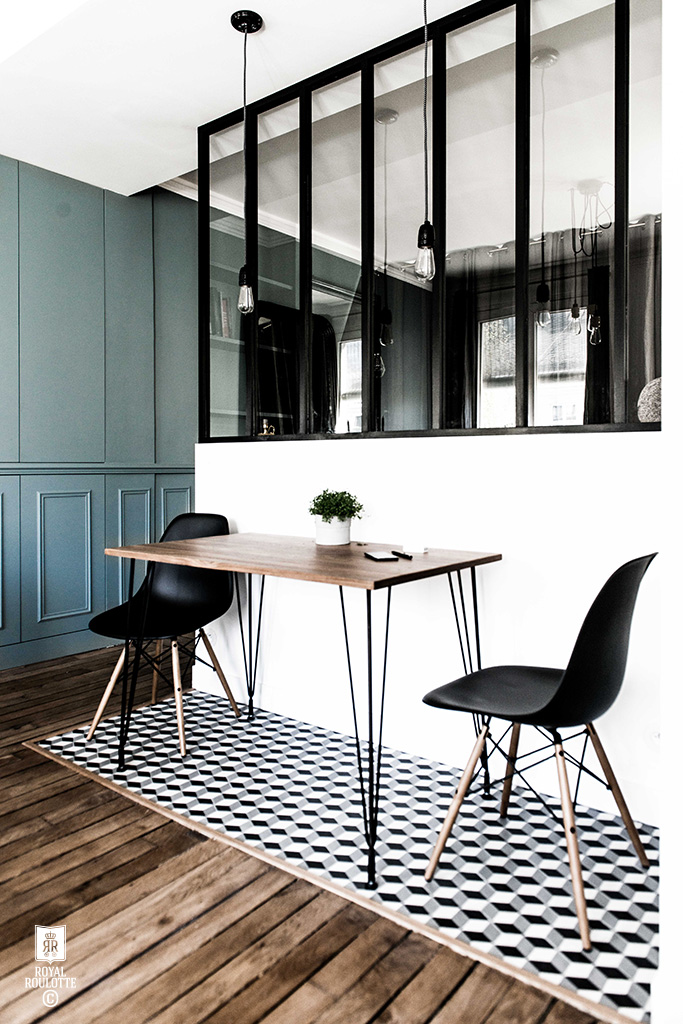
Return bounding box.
[156,474,194,537]
[0,477,20,647]
[19,165,105,462]
[21,475,105,640]
[105,475,154,608]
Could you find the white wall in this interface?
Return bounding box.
[195,429,665,827]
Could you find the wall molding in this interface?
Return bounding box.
[37,489,93,623]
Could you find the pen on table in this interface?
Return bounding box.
[391,550,413,560]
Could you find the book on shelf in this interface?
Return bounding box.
[221,296,232,338]
[210,287,234,340]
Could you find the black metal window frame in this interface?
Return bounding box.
[198,0,658,443]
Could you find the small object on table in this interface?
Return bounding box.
[391,550,413,560]
[364,550,399,561]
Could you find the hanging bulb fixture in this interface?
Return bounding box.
[415,0,435,282]
[531,47,559,328]
[588,305,602,346]
[232,10,263,316]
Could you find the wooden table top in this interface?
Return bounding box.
[105,533,502,591]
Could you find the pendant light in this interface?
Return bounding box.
[376,108,398,347]
[415,0,435,282]
[232,10,263,315]
[570,179,612,346]
[531,47,558,328]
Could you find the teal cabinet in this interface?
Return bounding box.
[156,474,194,536]
[0,477,20,647]
[19,165,105,463]
[153,190,198,467]
[105,474,154,607]
[0,158,19,463]
[20,475,105,641]
[104,194,155,464]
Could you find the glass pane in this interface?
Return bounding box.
[530,0,615,426]
[628,0,661,422]
[311,74,362,434]
[534,307,587,425]
[373,44,432,432]
[208,122,248,437]
[257,100,300,436]
[445,7,517,429]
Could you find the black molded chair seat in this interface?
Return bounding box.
[422,553,656,952]
[87,512,240,755]
[424,666,564,725]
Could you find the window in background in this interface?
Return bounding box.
[256,99,300,436]
[312,74,362,434]
[534,307,587,425]
[208,122,248,438]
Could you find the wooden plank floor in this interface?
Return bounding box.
[0,646,606,1024]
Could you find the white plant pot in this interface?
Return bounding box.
[314,516,351,546]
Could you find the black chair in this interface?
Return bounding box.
[87,512,240,754]
[422,554,656,950]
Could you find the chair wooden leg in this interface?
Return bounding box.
[150,639,163,704]
[425,724,489,882]
[554,737,591,950]
[587,722,650,867]
[199,628,241,718]
[171,639,187,756]
[87,645,127,740]
[500,722,521,818]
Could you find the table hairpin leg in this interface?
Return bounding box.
[339,586,392,889]
[235,573,266,720]
[447,567,490,794]
[116,559,155,770]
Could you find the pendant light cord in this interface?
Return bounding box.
[540,64,546,283]
[422,0,429,223]
[242,28,248,239]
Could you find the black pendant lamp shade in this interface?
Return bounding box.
[233,10,262,315]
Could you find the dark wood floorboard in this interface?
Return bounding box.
[0,647,604,1024]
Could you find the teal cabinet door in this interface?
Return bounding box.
[0,157,18,463]
[105,474,154,608]
[153,190,198,466]
[20,475,105,641]
[104,193,155,464]
[155,474,194,536]
[19,165,105,463]
[0,477,20,647]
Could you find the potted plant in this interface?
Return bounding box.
[309,489,363,546]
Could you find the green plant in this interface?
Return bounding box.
[308,489,363,523]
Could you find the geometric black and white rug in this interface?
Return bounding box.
[38,692,659,1022]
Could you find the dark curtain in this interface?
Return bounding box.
[627,215,661,420]
[444,282,477,429]
[584,265,612,424]
[255,301,299,436]
[310,314,338,434]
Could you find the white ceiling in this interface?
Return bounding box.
[0,0,477,196]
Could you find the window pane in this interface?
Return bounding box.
[311,74,362,434]
[534,307,587,425]
[530,0,615,426]
[628,0,661,422]
[257,100,300,436]
[446,8,517,430]
[373,45,432,432]
[208,123,248,438]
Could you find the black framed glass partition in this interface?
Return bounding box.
[198,0,661,441]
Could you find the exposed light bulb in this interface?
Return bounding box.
[569,302,582,335]
[415,221,436,282]
[535,281,551,328]
[238,265,254,315]
[588,307,601,346]
[378,308,394,347]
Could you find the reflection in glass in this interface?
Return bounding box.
[530,0,615,425]
[444,8,517,429]
[312,74,363,434]
[373,45,432,432]
[628,0,661,421]
[257,100,300,436]
[535,307,587,425]
[208,122,248,437]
